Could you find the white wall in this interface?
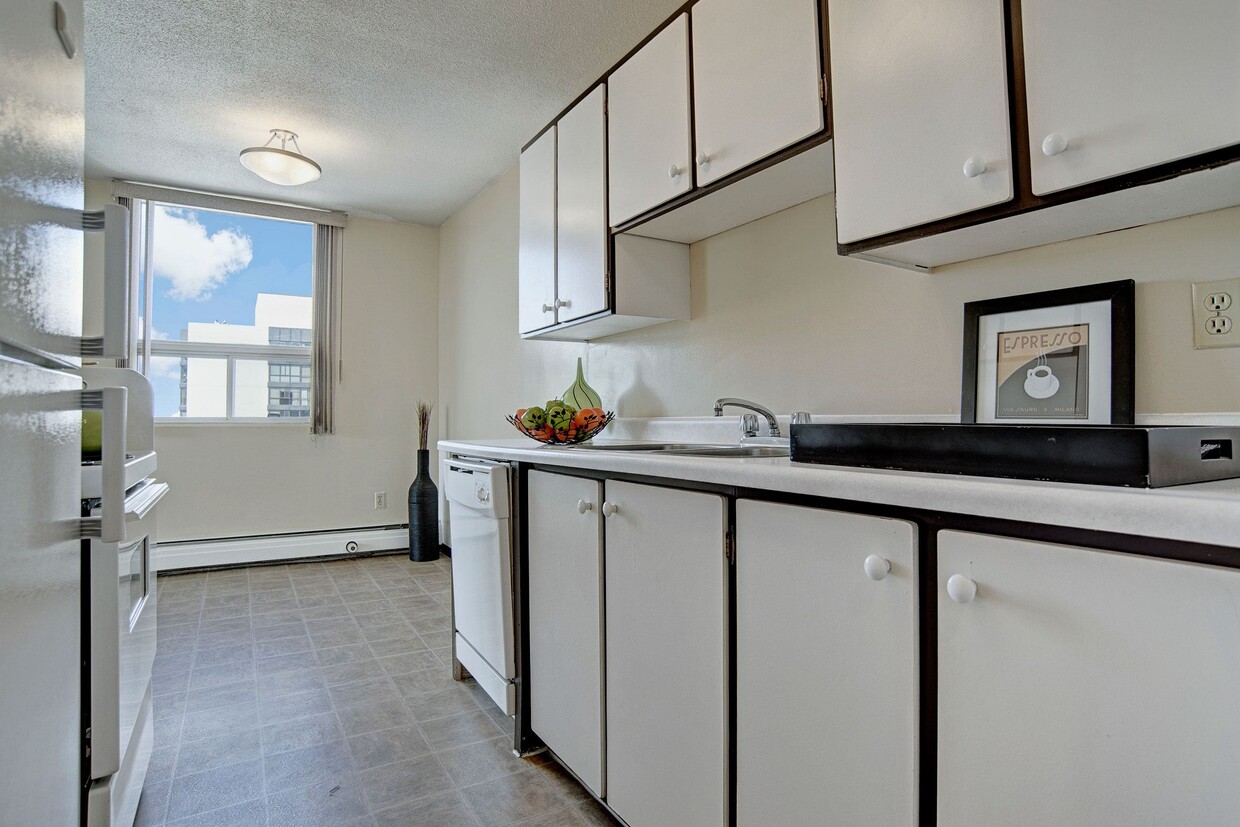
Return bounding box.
[85,181,440,542]
[438,165,1240,441]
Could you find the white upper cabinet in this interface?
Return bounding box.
[518,127,556,334]
[691,0,824,186]
[829,0,1013,243]
[1023,0,1240,196]
[608,14,693,226]
[938,531,1240,824]
[555,85,609,325]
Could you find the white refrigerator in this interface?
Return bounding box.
[1,0,90,823]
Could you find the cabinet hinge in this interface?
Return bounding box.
[819,74,827,102]
[725,531,735,565]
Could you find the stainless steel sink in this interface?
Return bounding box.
[569,442,734,452]
[569,442,789,458]
[663,445,790,458]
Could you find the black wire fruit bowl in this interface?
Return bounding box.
[506,410,615,445]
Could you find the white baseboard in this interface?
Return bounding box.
[155,527,409,572]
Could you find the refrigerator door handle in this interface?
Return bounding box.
[79,202,130,360]
[79,386,128,542]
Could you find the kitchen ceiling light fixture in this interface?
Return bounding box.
[239,129,322,186]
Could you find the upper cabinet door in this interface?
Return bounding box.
[556,85,609,324]
[829,0,1012,244]
[607,14,693,226]
[1023,0,1240,196]
[518,127,557,334]
[691,0,824,186]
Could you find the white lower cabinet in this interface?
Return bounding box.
[605,480,727,827]
[735,501,919,825]
[527,471,605,796]
[938,531,1240,825]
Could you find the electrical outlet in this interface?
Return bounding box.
[374,491,387,509]
[1192,279,1240,349]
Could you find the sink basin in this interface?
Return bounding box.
[568,442,789,458]
[663,445,790,458]
[569,442,733,452]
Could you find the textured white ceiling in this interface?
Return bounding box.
[85,0,684,225]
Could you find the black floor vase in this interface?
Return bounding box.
[408,449,439,562]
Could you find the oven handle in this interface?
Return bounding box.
[125,481,168,522]
[79,385,128,543]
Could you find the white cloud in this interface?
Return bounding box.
[148,355,181,380]
[152,208,253,301]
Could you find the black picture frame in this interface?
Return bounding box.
[961,280,1135,424]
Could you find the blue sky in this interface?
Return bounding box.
[147,207,313,416]
[151,207,313,339]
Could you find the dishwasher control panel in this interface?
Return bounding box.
[443,457,510,518]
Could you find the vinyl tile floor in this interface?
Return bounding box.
[137,553,616,827]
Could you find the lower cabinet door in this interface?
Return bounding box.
[938,531,1240,825]
[527,470,605,796]
[735,500,918,825]
[604,480,727,826]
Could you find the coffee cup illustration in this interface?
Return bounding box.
[1024,365,1060,399]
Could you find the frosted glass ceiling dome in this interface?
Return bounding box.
[239,129,321,186]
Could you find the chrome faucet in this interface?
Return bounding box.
[714,397,781,438]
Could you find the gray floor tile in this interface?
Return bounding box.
[256,665,325,699]
[252,621,309,643]
[390,666,461,698]
[460,767,567,827]
[255,634,312,659]
[512,807,589,826]
[373,788,483,827]
[317,642,375,667]
[166,797,267,827]
[301,603,354,621]
[188,661,255,690]
[418,710,503,751]
[263,739,356,794]
[262,710,343,755]
[147,744,178,784]
[336,697,417,738]
[258,686,334,724]
[184,678,256,715]
[254,650,319,675]
[165,758,264,821]
[358,753,453,812]
[525,756,595,805]
[153,691,187,722]
[404,686,484,723]
[173,728,262,777]
[152,670,192,698]
[436,736,527,788]
[574,798,620,825]
[181,702,259,743]
[321,659,390,687]
[378,649,442,677]
[134,778,170,827]
[347,724,433,770]
[327,677,402,710]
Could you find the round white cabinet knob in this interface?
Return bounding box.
[947,574,978,604]
[962,156,987,178]
[1041,132,1069,157]
[696,151,710,168]
[668,164,682,179]
[554,298,570,309]
[601,501,619,518]
[864,554,891,581]
[577,499,593,514]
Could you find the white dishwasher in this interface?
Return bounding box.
[444,456,517,714]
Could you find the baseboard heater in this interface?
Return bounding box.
[155,526,412,571]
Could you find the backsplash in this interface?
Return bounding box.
[441,168,1240,442]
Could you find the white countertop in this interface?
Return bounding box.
[439,438,1240,548]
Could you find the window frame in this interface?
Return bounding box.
[130,198,317,424]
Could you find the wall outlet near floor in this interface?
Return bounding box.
[1192,278,1240,349]
[374,491,387,509]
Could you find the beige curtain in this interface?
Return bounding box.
[312,224,343,435]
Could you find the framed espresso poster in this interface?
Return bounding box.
[961,280,1135,424]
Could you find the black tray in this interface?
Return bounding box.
[789,423,1240,488]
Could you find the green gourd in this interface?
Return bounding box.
[562,357,602,410]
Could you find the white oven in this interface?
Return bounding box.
[85,478,166,827]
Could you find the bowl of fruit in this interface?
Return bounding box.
[507,401,614,445]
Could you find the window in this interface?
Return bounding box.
[129,201,315,421]
[116,181,346,432]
